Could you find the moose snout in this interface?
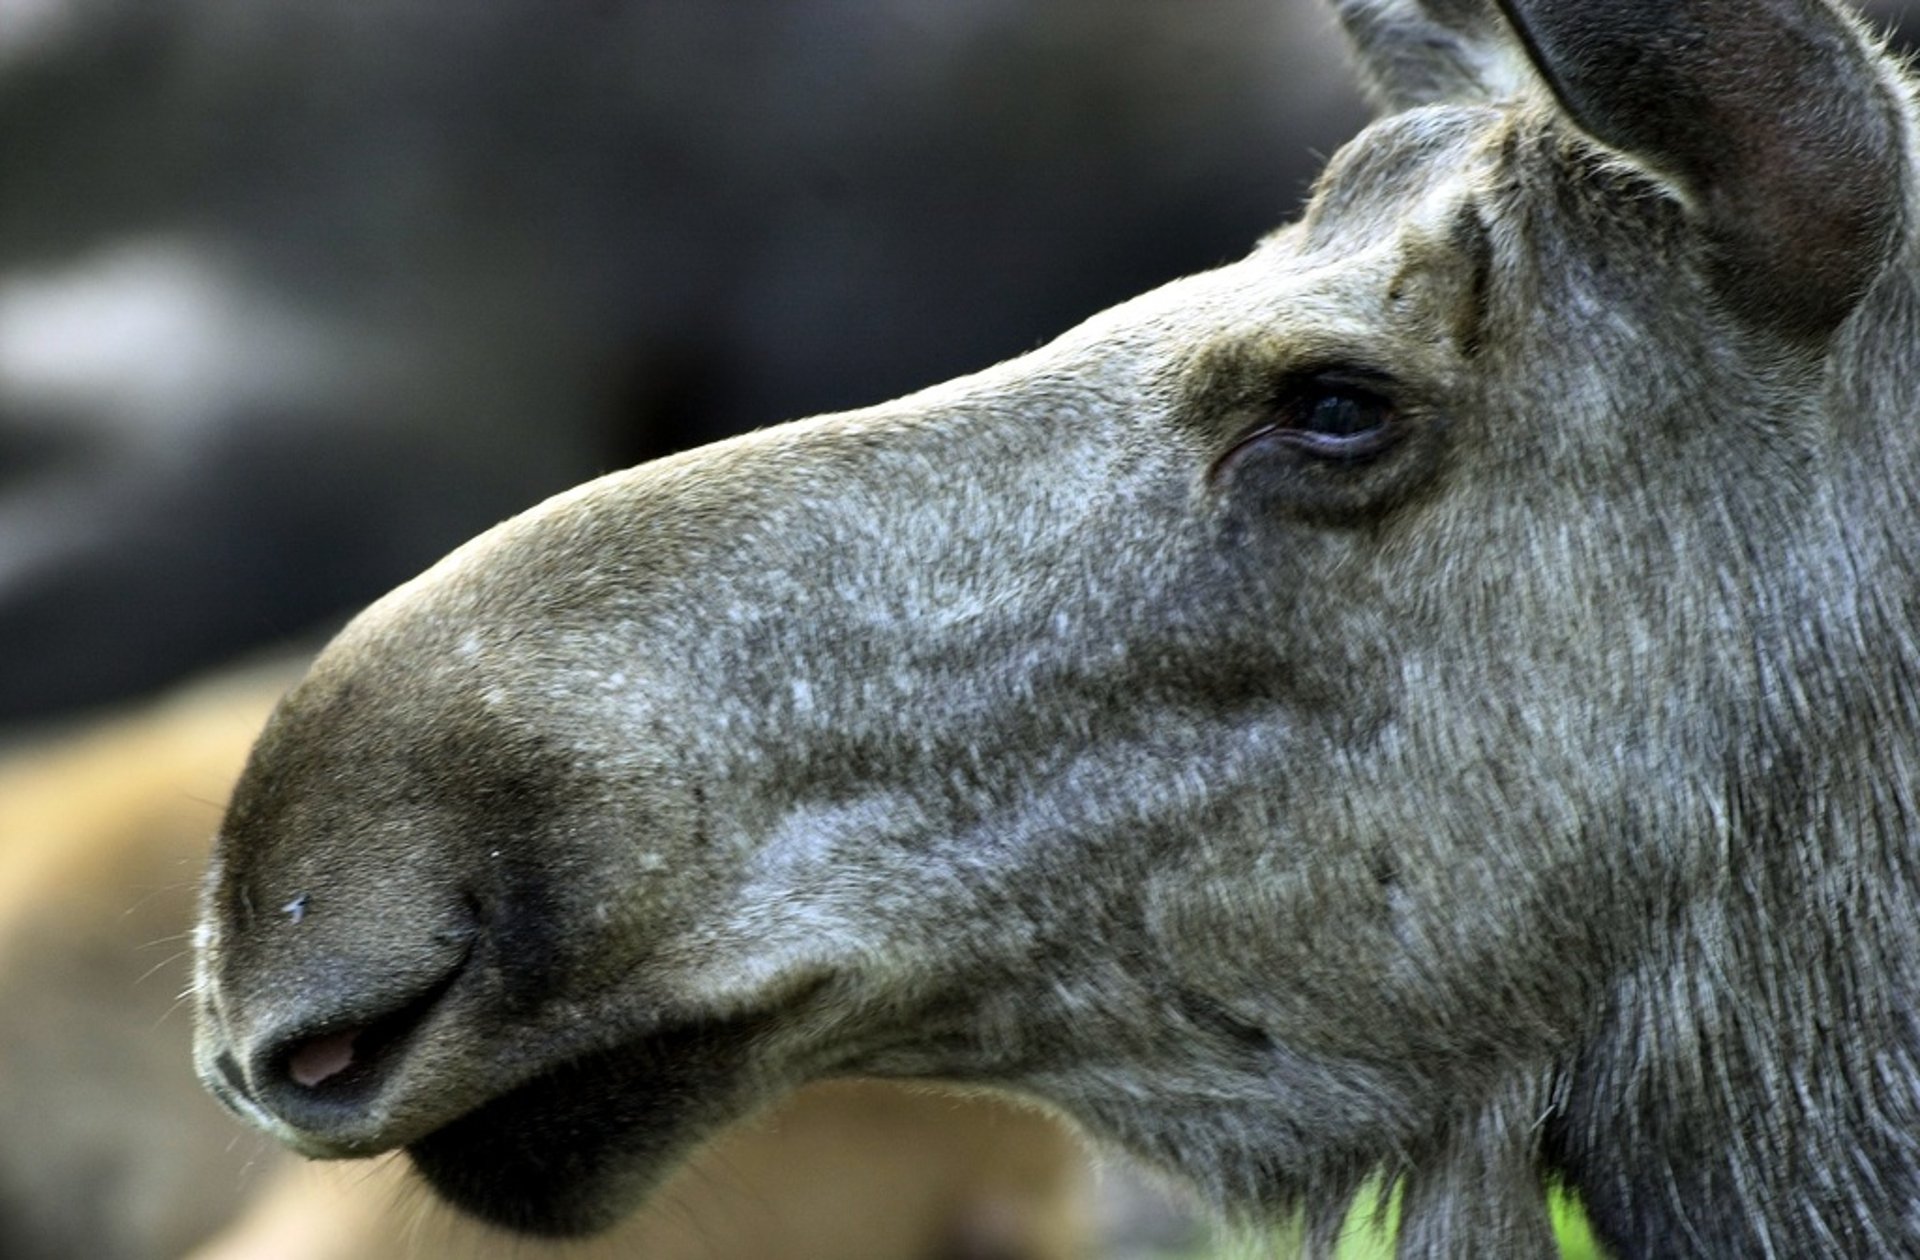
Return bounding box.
[195,931,478,1156]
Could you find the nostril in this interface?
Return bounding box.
[255,941,473,1124]
[287,1027,362,1088]
[265,992,440,1106]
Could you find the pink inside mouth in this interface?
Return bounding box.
[287,1028,360,1088]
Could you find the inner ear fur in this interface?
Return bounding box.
[1333,0,1533,112]
[1493,0,1906,340]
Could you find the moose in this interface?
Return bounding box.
[191,0,1920,1255]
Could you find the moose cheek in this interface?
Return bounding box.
[1211,415,1447,528]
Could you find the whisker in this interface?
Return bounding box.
[152,988,200,1033]
[135,948,190,988]
[120,879,200,919]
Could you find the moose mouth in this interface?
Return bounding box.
[405,1010,774,1236]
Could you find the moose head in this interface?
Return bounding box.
[193,1,1920,1255]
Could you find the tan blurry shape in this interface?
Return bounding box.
[190,1083,1085,1260]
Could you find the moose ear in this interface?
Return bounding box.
[1492,0,1904,339]
[1332,0,1534,111]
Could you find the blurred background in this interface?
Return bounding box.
[0,1,1909,1257]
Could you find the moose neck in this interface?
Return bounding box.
[1548,316,1920,1254]
[1551,792,1920,1257]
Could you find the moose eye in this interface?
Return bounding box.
[1206,367,1440,525]
[1271,381,1397,459]
[1212,374,1402,479]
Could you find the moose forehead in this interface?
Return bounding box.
[1155,106,1509,413]
[1285,97,1682,321]
[1300,104,1504,251]
[1178,94,1712,449]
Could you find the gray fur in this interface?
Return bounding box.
[1332,0,1532,111]
[192,2,1920,1256]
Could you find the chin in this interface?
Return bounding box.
[407,1016,767,1236]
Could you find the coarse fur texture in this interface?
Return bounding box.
[193,1,1920,1256]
